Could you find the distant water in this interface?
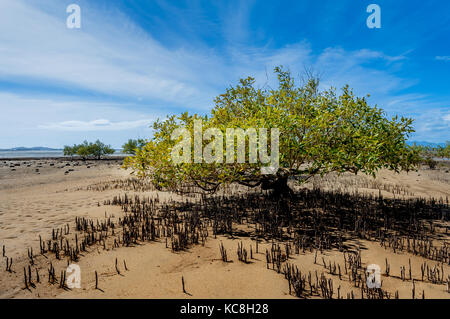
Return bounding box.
[0,150,127,158]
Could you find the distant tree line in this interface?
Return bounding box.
[63,138,147,159]
[64,140,115,160]
[412,142,450,169]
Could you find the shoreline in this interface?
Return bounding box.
[1,156,448,163]
[0,156,128,161]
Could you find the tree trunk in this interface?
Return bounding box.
[261,176,293,198]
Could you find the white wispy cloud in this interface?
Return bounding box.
[443,114,450,122]
[381,95,450,142]
[353,49,408,63]
[0,0,446,146]
[435,56,450,61]
[0,92,161,147]
[0,0,219,108]
[38,119,154,131]
[313,48,414,96]
[413,109,450,137]
[0,0,413,108]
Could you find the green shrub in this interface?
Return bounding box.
[63,140,115,160]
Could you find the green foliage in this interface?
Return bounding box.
[64,140,115,160]
[437,142,450,159]
[63,144,78,157]
[124,67,420,193]
[412,141,449,169]
[122,139,146,155]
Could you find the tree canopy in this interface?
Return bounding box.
[124,67,420,195]
[122,138,147,155]
[64,140,115,160]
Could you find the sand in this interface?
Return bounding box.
[0,159,449,299]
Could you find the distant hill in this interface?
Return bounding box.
[0,143,446,151]
[407,141,446,148]
[0,147,62,151]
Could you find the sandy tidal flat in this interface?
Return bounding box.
[0,159,449,299]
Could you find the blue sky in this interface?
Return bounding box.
[0,0,449,148]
